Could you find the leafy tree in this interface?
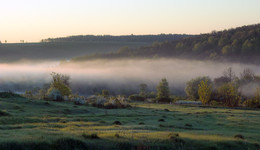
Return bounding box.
[217,83,241,107]
[50,72,71,87]
[139,83,147,97]
[198,80,212,105]
[156,78,170,102]
[185,76,211,100]
[48,72,71,97]
[222,45,232,55]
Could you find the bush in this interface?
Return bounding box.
[157,97,172,103]
[128,94,145,101]
[113,121,122,125]
[93,96,131,109]
[69,94,86,105]
[46,88,63,101]
[82,133,100,139]
[0,92,23,98]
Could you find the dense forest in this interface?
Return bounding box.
[41,34,191,43]
[72,24,260,64]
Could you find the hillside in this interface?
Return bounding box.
[0,34,191,63]
[72,24,260,64]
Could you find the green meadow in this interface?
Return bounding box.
[0,96,260,150]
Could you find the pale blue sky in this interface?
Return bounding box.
[1,0,260,42]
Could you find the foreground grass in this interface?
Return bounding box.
[0,97,260,150]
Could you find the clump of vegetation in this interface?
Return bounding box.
[0,92,22,98]
[128,94,145,101]
[168,133,179,139]
[115,133,120,138]
[82,133,100,139]
[243,88,260,108]
[113,121,122,125]
[139,122,144,125]
[234,134,245,140]
[92,96,131,109]
[0,110,10,116]
[158,119,165,122]
[185,124,192,127]
[70,94,86,105]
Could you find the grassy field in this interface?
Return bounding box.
[0,97,260,150]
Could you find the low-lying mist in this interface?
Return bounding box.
[1,58,260,96]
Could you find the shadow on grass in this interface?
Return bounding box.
[0,136,259,150]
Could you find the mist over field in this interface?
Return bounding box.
[1,58,260,95]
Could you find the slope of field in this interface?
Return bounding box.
[0,41,149,63]
[0,97,259,150]
[0,34,191,63]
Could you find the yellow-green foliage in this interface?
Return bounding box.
[49,72,72,96]
[244,88,260,108]
[217,83,241,107]
[49,82,71,96]
[198,80,212,105]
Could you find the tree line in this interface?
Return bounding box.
[71,23,260,64]
[41,34,191,43]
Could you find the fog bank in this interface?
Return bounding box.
[1,58,260,95]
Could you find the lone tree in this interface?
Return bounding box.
[223,67,236,82]
[47,72,72,100]
[139,83,147,97]
[156,78,170,103]
[198,80,212,105]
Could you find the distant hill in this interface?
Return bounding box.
[0,34,191,63]
[72,24,260,64]
[41,34,192,43]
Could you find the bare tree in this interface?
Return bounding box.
[223,67,236,82]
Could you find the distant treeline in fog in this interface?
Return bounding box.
[41,34,191,43]
[72,24,260,64]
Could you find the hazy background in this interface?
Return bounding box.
[1,0,260,43]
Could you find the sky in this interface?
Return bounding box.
[0,0,260,43]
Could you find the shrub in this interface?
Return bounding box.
[0,92,23,98]
[46,88,63,101]
[82,133,100,139]
[115,133,120,138]
[217,83,241,107]
[244,88,260,108]
[113,121,122,125]
[0,110,10,116]
[94,96,131,109]
[128,94,145,101]
[234,134,244,139]
[158,119,165,122]
[69,94,86,105]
